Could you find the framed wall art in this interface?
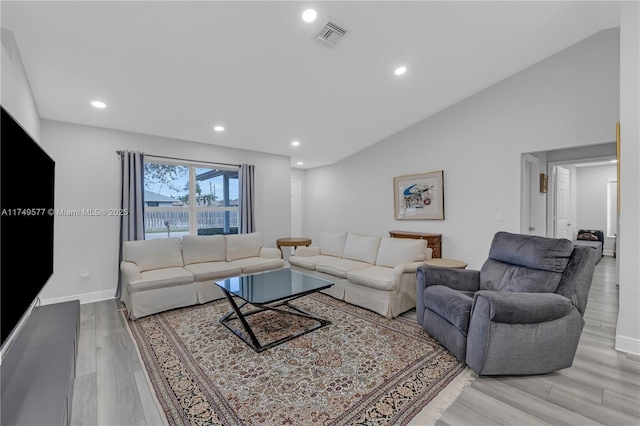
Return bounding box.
[393,170,444,220]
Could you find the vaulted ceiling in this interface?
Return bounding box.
[1,1,620,168]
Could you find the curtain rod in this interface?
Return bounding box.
[116,151,240,168]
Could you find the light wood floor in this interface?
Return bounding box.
[71,256,640,425]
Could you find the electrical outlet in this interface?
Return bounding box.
[81,270,90,278]
[497,212,504,222]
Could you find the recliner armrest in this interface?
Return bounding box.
[473,291,573,324]
[417,266,480,292]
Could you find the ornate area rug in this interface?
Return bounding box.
[126,293,472,425]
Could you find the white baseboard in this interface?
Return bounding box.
[615,334,640,356]
[40,289,115,306]
[603,249,615,256]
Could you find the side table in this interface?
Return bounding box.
[425,258,468,269]
[276,237,312,259]
[389,230,442,258]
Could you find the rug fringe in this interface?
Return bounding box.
[121,311,171,426]
[407,367,476,426]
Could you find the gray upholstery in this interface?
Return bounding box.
[417,231,597,375]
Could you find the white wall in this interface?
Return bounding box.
[305,28,619,271]
[1,29,41,142]
[616,1,640,355]
[291,168,307,236]
[576,164,617,253]
[38,120,291,304]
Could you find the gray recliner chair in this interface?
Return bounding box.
[416,231,597,375]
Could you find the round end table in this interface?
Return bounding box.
[276,237,312,258]
[425,258,468,269]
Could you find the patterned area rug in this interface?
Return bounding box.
[127,293,470,425]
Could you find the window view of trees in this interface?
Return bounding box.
[143,162,238,239]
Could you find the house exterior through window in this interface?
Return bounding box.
[143,161,239,239]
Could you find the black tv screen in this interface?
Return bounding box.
[0,106,55,348]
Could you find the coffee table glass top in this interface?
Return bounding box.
[215,268,333,304]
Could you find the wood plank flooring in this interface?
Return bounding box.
[71,256,640,425]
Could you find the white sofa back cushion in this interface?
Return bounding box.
[376,237,427,267]
[225,232,263,261]
[181,235,226,265]
[342,233,382,265]
[320,232,348,257]
[123,238,184,272]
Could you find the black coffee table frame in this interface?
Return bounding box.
[218,285,332,353]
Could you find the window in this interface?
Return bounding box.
[143,161,238,239]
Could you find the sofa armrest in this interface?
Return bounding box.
[292,246,320,257]
[120,261,141,283]
[393,261,424,276]
[425,247,433,260]
[260,247,282,259]
[472,291,574,324]
[417,265,480,292]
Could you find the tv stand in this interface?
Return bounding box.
[1,300,80,426]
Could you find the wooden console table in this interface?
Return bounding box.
[389,230,442,258]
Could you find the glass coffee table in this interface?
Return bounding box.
[214,269,334,352]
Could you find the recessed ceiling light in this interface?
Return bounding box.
[214,126,225,132]
[394,66,407,76]
[302,9,317,23]
[611,159,618,163]
[91,101,106,108]
[291,141,300,146]
[297,162,304,165]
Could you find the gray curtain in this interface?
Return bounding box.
[238,164,255,234]
[116,151,145,298]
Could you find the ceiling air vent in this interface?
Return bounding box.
[312,18,350,49]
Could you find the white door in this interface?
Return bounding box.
[555,166,571,238]
[291,180,302,238]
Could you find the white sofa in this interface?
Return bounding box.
[120,232,284,319]
[289,232,432,318]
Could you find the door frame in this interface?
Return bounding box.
[546,156,615,238]
[290,179,302,238]
[520,154,540,235]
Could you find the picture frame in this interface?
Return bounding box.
[540,173,548,193]
[393,170,444,220]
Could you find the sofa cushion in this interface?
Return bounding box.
[184,262,242,281]
[229,257,285,274]
[181,235,226,265]
[346,266,397,291]
[319,232,348,257]
[123,238,184,272]
[225,232,263,261]
[128,267,194,293]
[288,255,337,270]
[376,237,427,268]
[316,258,373,278]
[342,233,381,265]
[423,285,473,336]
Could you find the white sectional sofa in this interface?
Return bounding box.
[120,232,284,319]
[289,232,432,318]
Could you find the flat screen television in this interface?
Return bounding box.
[0,106,55,359]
